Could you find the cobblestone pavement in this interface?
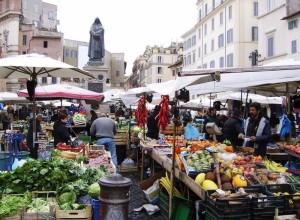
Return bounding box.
[122,172,166,220]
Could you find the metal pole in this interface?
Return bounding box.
[32,69,37,154]
[169,98,178,218]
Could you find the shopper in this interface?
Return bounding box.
[26,114,43,159]
[222,109,243,147]
[238,102,271,157]
[90,112,118,172]
[203,107,220,140]
[53,114,72,147]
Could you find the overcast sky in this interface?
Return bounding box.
[43,0,197,75]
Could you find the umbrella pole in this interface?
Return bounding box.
[169,98,178,218]
[32,70,37,156]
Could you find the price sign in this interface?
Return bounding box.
[38,150,51,160]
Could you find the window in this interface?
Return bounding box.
[227,29,233,44]
[198,28,201,39]
[288,19,298,30]
[22,0,27,10]
[22,35,27,45]
[252,27,258,41]
[187,39,191,48]
[65,48,69,57]
[205,4,208,16]
[0,2,2,14]
[227,53,233,67]
[172,70,176,77]
[193,51,196,63]
[220,12,223,25]
[42,77,47,84]
[188,54,191,64]
[199,9,202,21]
[211,39,214,51]
[71,50,77,58]
[157,78,162,83]
[48,11,54,20]
[157,67,162,74]
[43,41,48,48]
[192,35,196,46]
[52,77,57,84]
[211,18,214,31]
[198,47,201,58]
[267,0,275,12]
[5,0,9,10]
[210,60,215,68]
[218,34,224,48]
[253,2,258,16]
[116,71,120,77]
[228,5,232,19]
[203,63,207,69]
[291,40,297,54]
[267,36,274,57]
[34,4,38,13]
[204,24,207,36]
[219,57,224,68]
[204,43,207,55]
[212,0,215,9]
[157,56,163,63]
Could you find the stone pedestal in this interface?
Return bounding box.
[83,63,110,93]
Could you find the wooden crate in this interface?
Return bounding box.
[119,165,138,172]
[55,205,92,220]
[22,206,55,220]
[161,126,184,135]
[114,132,128,145]
[2,209,22,220]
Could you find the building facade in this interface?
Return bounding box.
[0,0,63,91]
[257,0,300,65]
[182,0,259,70]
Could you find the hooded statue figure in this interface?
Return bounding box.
[88,17,105,60]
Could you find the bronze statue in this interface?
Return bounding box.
[88,17,105,61]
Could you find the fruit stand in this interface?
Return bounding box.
[139,136,300,219]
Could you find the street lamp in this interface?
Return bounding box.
[248,50,261,66]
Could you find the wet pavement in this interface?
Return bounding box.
[122,171,166,220]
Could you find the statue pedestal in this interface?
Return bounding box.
[83,63,110,93]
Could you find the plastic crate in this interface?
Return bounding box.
[238,185,284,219]
[170,196,195,220]
[158,188,169,219]
[91,199,100,220]
[205,206,251,220]
[77,136,92,143]
[265,184,300,214]
[293,183,300,192]
[206,189,251,215]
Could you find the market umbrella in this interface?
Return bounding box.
[0,53,95,146]
[17,84,104,101]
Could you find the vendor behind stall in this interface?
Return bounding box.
[222,109,243,147]
[238,102,271,157]
[53,114,72,147]
[146,105,160,139]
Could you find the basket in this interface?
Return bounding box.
[265,184,300,214]
[205,206,251,220]
[239,185,284,219]
[206,189,251,215]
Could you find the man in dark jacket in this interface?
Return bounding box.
[53,114,71,147]
[222,109,243,147]
[146,105,160,139]
[238,102,271,157]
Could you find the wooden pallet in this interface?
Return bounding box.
[55,205,92,220]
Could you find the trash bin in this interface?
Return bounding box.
[99,173,132,220]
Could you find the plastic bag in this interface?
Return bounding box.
[121,158,135,168]
[184,124,200,141]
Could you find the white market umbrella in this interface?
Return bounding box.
[0,53,94,144]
